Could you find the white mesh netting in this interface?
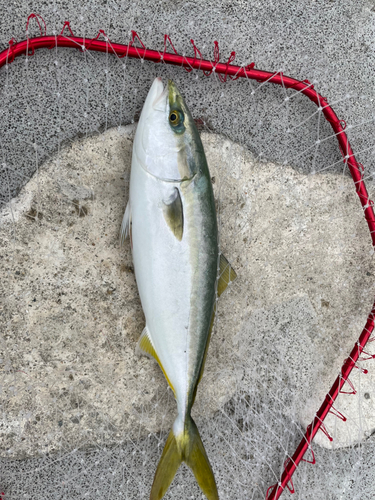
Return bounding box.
[1,3,375,500]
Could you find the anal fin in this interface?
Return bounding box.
[136,326,175,395]
[136,326,158,360]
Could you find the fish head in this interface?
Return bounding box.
[134,77,201,182]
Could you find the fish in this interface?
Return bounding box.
[121,77,236,500]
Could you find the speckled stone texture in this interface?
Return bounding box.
[0,1,375,203]
[0,126,241,460]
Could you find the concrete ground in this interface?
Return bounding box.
[1,1,375,500]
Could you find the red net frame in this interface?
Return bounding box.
[1,13,375,500]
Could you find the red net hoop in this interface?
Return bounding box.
[1,14,375,500]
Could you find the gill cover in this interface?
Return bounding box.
[133,78,200,182]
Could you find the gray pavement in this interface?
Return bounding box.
[0,0,375,202]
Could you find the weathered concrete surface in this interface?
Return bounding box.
[206,132,375,450]
[1,126,374,462]
[0,126,239,460]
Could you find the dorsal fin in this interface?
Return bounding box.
[217,253,237,297]
[163,188,183,241]
[136,326,175,395]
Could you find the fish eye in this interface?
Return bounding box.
[169,110,183,126]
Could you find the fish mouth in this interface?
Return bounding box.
[151,78,182,112]
[152,77,169,111]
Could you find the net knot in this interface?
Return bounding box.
[6,38,17,64]
[123,30,146,60]
[184,39,203,72]
[59,21,75,38]
[202,40,221,76]
[85,30,111,52]
[26,13,46,38]
[161,35,179,62]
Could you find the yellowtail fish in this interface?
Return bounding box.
[121,77,236,500]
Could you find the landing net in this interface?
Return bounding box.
[1,13,375,500]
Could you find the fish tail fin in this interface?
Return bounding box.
[150,416,219,500]
[183,416,219,500]
[149,427,182,500]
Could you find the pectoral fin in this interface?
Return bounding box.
[163,188,183,241]
[136,326,175,395]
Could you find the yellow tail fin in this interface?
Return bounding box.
[150,416,219,500]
